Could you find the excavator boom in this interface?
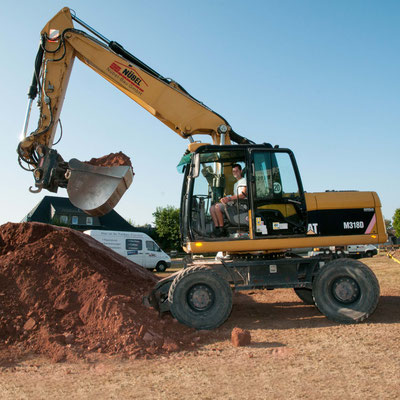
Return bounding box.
[18,7,250,215]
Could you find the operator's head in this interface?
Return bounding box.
[232,163,242,180]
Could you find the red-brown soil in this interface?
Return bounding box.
[85,152,132,167]
[0,222,198,362]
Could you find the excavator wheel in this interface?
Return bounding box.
[313,258,380,323]
[168,265,232,330]
[294,288,315,305]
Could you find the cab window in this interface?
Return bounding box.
[253,152,299,199]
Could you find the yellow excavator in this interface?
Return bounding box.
[18,8,387,329]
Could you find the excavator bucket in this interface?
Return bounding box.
[66,158,134,216]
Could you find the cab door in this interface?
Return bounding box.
[249,149,307,237]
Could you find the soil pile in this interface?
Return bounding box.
[0,222,197,362]
[85,152,132,167]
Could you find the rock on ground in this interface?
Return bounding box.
[231,327,251,347]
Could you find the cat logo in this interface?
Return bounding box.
[307,223,318,235]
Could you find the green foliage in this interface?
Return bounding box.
[385,218,393,232]
[393,209,400,237]
[153,206,181,251]
[51,217,70,228]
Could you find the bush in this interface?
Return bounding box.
[153,206,181,251]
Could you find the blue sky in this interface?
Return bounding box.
[1,0,399,226]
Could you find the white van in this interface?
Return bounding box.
[346,244,378,258]
[84,230,171,272]
[308,244,378,258]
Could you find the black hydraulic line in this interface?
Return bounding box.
[108,41,169,83]
[219,258,239,290]
[229,129,253,145]
[28,42,44,100]
[70,10,166,83]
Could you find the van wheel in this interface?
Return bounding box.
[313,259,380,323]
[168,265,232,330]
[156,261,167,272]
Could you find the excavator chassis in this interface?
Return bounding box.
[144,253,380,330]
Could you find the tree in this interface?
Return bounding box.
[153,206,181,251]
[393,209,400,237]
[385,218,393,232]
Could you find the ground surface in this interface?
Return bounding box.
[1,255,399,399]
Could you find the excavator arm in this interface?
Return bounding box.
[18,8,250,215]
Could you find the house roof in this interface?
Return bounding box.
[23,196,136,232]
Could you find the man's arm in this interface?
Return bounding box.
[220,186,247,204]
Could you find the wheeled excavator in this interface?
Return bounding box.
[18,8,388,329]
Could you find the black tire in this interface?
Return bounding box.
[294,288,315,305]
[313,258,380,323]
[168,265,232,330]
[156,261,167,272]
[366,251,373,258]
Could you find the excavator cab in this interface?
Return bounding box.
[180,144,308,245]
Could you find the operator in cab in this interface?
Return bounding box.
[210,163,247,237]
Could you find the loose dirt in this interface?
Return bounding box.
[0,238,399,398]
[0,222,198,363]
[85,152,132,167]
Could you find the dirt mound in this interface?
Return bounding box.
[0,222,197,362]
[85,152,132,167]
